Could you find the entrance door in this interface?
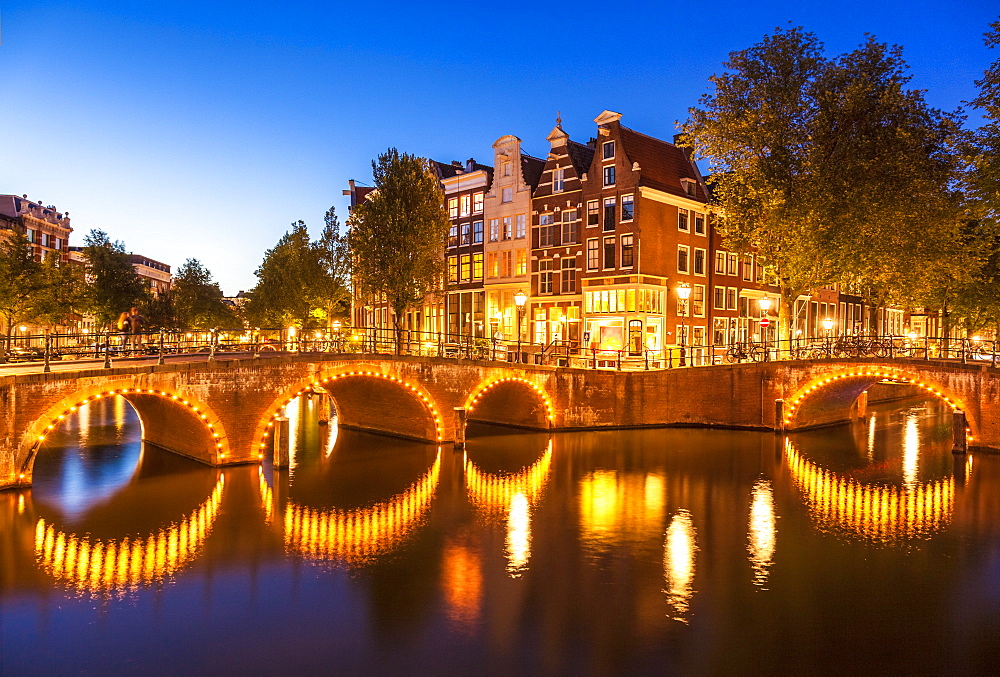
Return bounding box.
[628,319,643,355]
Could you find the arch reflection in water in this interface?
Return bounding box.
[34,475,225,596]
[578,470,666,550]
[784,439,954,543]
[747,479,776,588]
[663,510,697,623]
[464,441,553,576]
[281,451,442,567]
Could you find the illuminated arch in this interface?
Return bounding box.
[464,377,555,428]
[784,439,954,542]
[254,368,445,455]
[34,474,225,595]
[782,368,974,443]
[464,444,553,520]
[19,384,233,482]
[268,450,442,566]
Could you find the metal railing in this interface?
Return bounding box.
[1,328,997,371]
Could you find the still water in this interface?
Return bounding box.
[3,394,1000,674]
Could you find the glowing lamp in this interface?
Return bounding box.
[822,318,834,332]
[758,297,771,312]
[514,291,528,308]
[676,284,691,300]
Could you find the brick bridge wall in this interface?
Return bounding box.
[2,355,998,489]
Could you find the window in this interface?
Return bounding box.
[561,210,578,245]
[539,260,553,294]
[621,234,634,267]
[448,198,458,219]
[727,253,738,275]
[715,251,726,274]
[693,248,706,275]
[473,221,483,244]
[604,237,616,269]
[553,168,565,192]
[487,252,499,278]
[503,161,511,176]
[460,195,471,217]
[587,200,599,226]
[755,256,764,282]
[473,252,484,280]
[714,286,725,310]
[603,140,615,159]
[501,251,513,277]
[561,258,576,293]
[502,187,513,203]
[448,256,459,283]
[448,225,458,247]
[621,195,634,221]
[603,165,615,186]
[489,219,499,242]
[473,192,484,214]
[694,213,705,235]
[539,214,555,248]
[460,223,471,245]
[693,285,705,317]
[677,245,690,273]
[678,209,689,231]
[726,287,737,310]
[587,239,599,270]
[742,255,752,281]
[516,214,526,238]
[460,254,471,282]
[503,216,513,240]
[603,198,616,231]
[516,249,527,276]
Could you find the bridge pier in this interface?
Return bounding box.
[453,408,467,449]
[273,417,290,468]
[856,391,868,420]
[953,410,968,455]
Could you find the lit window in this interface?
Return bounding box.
[487,252,499,278]
[460,195,471,217]
[448,225,458,248]
[448,198,458,219]
[473,252,483,280]
[460,254,471,282]
[516,249,527,275]
[501,251,513,277]
[473,192,484,214]
[587,200,599,226]
[448,256,459,283]
[603,165,615,186]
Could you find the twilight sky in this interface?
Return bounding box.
[1,1,996,294]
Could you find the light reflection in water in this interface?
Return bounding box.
[867,414,876,461]
[579,470,667,549]
[464,442,552,576]
[34,475,225,596]
[663,510,697,623]
[747,479,776,587]
[282,451,442,567]
[441,538,483,632]
[785,439,954,542]
[903,412,920,489]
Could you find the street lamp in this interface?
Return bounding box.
[514,290,528,363]
[677,284,691,367]
[822,317,834,334]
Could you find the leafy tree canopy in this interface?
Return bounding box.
[82,229,147,329]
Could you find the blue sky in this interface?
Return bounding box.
[1,1,997,293]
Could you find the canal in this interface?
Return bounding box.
[2,392,999,674]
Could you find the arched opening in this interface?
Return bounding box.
[256,370,444,457]
[465,378,554,433]
[783,369,973,444]
[21,386,232,485]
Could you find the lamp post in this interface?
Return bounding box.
[677,283,691,367]
[822,317,834,357]
[514,290,528,363]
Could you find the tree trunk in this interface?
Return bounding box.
[779,292,795,357]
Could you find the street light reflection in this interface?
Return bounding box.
[663,510,697,623]
[748,479,776,587]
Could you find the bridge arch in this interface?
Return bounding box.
[464,377,554,430]
[19,384,234,483]
[255,367,445,453]
[782,367,974,443]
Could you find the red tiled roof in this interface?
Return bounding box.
[618,126,708,202]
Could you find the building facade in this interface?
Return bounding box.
[0,195,72,263]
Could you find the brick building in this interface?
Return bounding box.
[0,194,72,263]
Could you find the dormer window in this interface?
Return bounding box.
[603,141,615,159]
[680,178,697,196]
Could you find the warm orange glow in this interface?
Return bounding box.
[747,479,776,587]
[663,510,697,623]
[35,475,225,595]
[441,538,483,631]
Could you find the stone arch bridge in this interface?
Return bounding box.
[2,354,999,490]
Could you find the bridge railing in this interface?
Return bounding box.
[2,328,997,370]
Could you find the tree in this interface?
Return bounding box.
[31,254,89,331]
[683,27,966,340]
[246,213,350,330]
[0,231,45,355]
[172,258,237,329]
[82,230,147,329]
[347,148,450,350]
[969,20,1000,230]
